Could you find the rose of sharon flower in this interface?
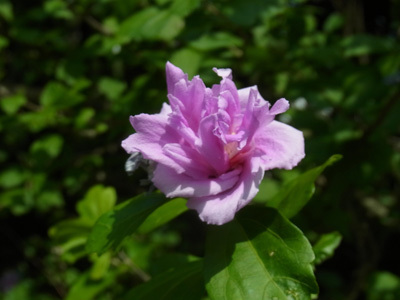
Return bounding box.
[122,62,305,225]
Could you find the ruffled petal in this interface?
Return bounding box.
[269,98,289,115]
[162,143,212,178]
[187,157,264,225]
[166,61,188,95]
[255,120,305,170]
[196,114,228,174]
[212,67,232,80]
[121,113,182,172]
[152,164,241,198]
[237,86,268,109]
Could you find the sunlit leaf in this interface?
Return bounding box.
[0,168,26,188]
[90,252,112,280]
[205,206,318,300]
[77,185,117,224]
[138,197,188,234]
[0,94,26,115]
[65,270,116,300]
[170,48,202,78]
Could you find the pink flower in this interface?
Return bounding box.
[122,62,305,225]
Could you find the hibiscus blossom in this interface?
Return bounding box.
[122,62,304,225]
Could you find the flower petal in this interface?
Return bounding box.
[255,120,305,170]
[166,61,188,95]
[187,157,264,225]
[152,164,241,198]
[121,113,183,172]
[162,143,212,178]
[269,98,289,115]
[212,67,232,80]
[196,114,228,174]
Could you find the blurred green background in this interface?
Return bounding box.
[1,0,399,299]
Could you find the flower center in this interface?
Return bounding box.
[224,141,239,159]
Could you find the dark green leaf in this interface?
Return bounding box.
[268,154,342,219]
[138,197,188,234]
[205,206,318,300]
[190,32,243,51]
[367,271,400,300]
[30,134,64,159]
[86,193,166,254]
[313,232,342,265]
[123,260,204,300]
[169,0,200,17]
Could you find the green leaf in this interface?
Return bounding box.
[98,77,127,101]
[268,154,342,219]
[323,13,343,32]
[49,185,116,262]
[118,8,184,42]
[118,8,160,42]
[0,168,26,188]
[40,81,84,109]
[204,206,318,300]
[77,185,117,224]
[312,231,342,265]
[141,10,184,41]
[43,0,74,20]
[49,218,92,242]
[0,1,13,22]
[0,35,9,50]
[190,32,243,51]
[122,260,204,300]
[30,134,64,159]
[65,270,116,300]
[90,252,112,280]
[169,0,200,17]
[19,109,58,132]
[138,197,188,234]
[0,94,26,115]
[86,193,166,254]
[342,35,394,57]
[367,271,400,300]
[170,48,202,78]
[36,189,64,212]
